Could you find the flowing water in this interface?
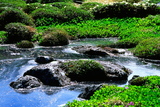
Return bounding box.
[0,38,160,107]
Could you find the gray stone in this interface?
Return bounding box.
[10,75,42,89]
[24,62,71,86]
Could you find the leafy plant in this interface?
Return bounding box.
[67,80,160,107]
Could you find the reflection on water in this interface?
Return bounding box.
[0,38,160,107]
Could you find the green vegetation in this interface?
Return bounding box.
[67,76,160,107]
[16,40,34,48]
[0,31,7,43]
[0,0,159,59]
[38,28,69,46]
[5,23,35,43]
[0,7,35,30]
[133,37,160,59]
[0,0,26,8]
[60,60,106,81]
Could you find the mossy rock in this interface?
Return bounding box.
[39,28,69,46]
[133,37,160,60]
[0,7,35,30]
[129,75,160,88]
[5,23,36,43]
[60,59,106,81]
[16,40,34,48]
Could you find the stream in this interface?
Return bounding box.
[0,38,160,107]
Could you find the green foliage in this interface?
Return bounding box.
[130,76,160,89]
[40,0,73,3]
[133,37,160,59]
[49,2,74,9]
[67,81,160,107]
[0,0,26,8]
[60,60,106,81]
[39,27,69,46]
[24,0,41,3]
[16,40,34,48]
[5,23,35,43]
[23,3,44,14]
[92,2,160,19]
[0,31,7,43]
[0,7,35,30]
[148,0,160,4]
[79,2,103,11]
[30,7,63,26]
[61,6,94,23]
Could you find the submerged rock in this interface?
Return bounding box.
[24,62,71,86]
[10,75,42,89]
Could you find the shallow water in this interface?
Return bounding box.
[0,38,160,107]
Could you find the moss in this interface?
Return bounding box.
[130,75,160,89]
[5,23,36,43]
[39,28,69,46]
[16,40,34,48]
[60,59,106,81]
[133,37,160,59]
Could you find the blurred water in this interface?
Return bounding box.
[0,38,159,107]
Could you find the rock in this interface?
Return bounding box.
[103,47,119,53]
[10,75,42,89]
[98,61,132,80]
[128,75,146,86]
[23,62,71,86]
[60,59,132,82]
[78,85,103,99]
[72,46,114,56]
[35,56,55,64]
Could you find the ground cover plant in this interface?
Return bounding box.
[67,76,160,107]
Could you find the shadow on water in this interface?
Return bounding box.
[0,38,160,107]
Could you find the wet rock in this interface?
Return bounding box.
[128,75,146,86]
[35,56,55,64]
[10,75,42,89]
[72,46,114,56]
[60,59,132,82]
[103,47,119,53]
[98,61,132,80]
[24,62,71,86]
[78,85,103,99]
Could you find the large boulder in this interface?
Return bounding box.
[98,61,132,80]
[60,59,132,82]
[10,75,42,89]
[23,62,71,86]
[72,46,115,56]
